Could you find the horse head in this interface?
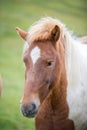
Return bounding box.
[16,23,66,118]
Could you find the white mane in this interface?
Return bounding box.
[61,21,87,130]
[23,17,87,130]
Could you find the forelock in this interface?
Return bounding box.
[26,17,64,43]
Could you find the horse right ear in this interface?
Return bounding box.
[51,25,60,42]
[16,27,28,40]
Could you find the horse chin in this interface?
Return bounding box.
[27,112,37,118]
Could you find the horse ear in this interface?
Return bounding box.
[16,27,28,40]
[51,25,60,42]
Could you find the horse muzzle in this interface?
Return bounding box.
[20,103,38,118]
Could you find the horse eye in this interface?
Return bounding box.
[47,61,52,67]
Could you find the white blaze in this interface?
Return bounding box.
[30,46,41,64]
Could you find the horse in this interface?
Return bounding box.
[16,17,87,130]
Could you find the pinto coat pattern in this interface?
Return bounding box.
[16,17,87,130]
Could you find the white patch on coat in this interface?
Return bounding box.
[65,34,87,130]
[30,46,41,64]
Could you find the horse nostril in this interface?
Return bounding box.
[28,103,36,114]
[20,103,37,118]
[31,103,36,110]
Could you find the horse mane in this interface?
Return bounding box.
[27,17,69,43]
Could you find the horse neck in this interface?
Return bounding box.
[51,71,68,118]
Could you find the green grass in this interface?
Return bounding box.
[0,0,87,130]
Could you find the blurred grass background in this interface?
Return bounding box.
[0,0,87,130]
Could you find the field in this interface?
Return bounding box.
[0,0,87,130]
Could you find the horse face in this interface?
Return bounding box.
[20,40,60,118]
[16,24,60,118]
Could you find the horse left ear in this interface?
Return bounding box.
[16,27,28,40]
[51,25,60,42]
